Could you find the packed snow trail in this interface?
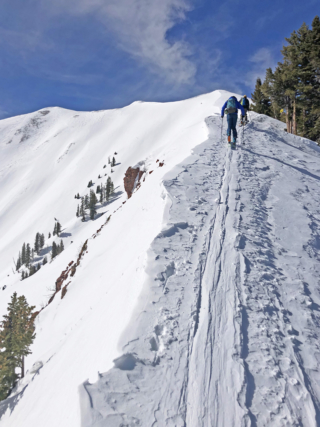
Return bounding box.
[81,114,320,426]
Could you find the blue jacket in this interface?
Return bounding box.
[221,97,246,117]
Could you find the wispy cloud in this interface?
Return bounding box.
[0,107,9,119]
[245,47,277,87]
[44,0,197,85]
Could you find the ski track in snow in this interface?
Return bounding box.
[81,115,320,427]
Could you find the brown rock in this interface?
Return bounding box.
[124,167,144,198]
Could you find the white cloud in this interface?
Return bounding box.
[245,47,276,87]
[47,0,197,85]
[0,107,9,119]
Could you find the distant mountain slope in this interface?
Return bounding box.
[1,92,320,426]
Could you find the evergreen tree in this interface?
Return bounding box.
[34,232,40,255]
[251,78,272,115]
[0,293,35,399]
[21,271,25,280]
[51,242,58,260]
[80,197,86,221]
[112,157,116,167]
[40,234,45,249]
[43,256,48,266]
[48,232,51,239]
[76,205,80,217]
[87,180,93,188]
[16,253,21,271]
[56,222,61,236]
[53,223,57,236]
[25,244,31,266]
[261,68,281,120]
[89,190,97,220]
[21,243,26,265]
[96,185,101,194]
[60,240,64,253]
[84,194,89,209]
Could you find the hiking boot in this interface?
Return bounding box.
[227,135,231,143]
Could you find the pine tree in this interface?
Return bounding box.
[48,232,51,239]
[43,256,48,266]
[25,244,31,266]
[87,180,93,188]
[0,293,35,399]
[21,271,25,280]
[251,78,271,115]
[40,234,45,249]
[96,185,100,194]
[51,242,57,260]
[34,232,40,255]
[53,223,57,236]
[261,68,281,120]
[60,240,64,253]
[16,253,22,271]
[21,243,26,265]
[89,190,97,220]
[112,157,116,167]
[56,222,61,236]
[76,205,80,218]
[84,194,89,209]
[105,177,114,202]
[80,197,86,221]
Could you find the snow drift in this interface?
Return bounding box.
[1,91,320,426]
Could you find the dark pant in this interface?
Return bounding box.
[227,113,238,140]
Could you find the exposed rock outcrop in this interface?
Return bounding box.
[124,167,144,198]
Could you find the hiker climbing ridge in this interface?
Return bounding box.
[221,96,245,149]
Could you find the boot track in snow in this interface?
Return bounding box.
[79,115,320,426]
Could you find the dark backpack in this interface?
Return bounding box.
[225,98,237,114]
[240,97,249,108]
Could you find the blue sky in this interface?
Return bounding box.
[0,0,318,118]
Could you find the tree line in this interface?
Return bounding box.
[251,15,320,144]
[16,221,65,280]
[76,176,115,221]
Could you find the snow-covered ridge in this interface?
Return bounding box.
[1,91,320,426]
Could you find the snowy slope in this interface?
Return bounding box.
[1,91,320,426]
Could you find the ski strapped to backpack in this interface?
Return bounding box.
[225,97,237,114]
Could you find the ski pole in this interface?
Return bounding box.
[242,119,245,144]
[221,116,223,144]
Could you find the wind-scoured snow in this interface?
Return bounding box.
[1,91,320,426]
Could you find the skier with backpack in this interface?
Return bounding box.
[239,95,250,125]
[221,96,246,148]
